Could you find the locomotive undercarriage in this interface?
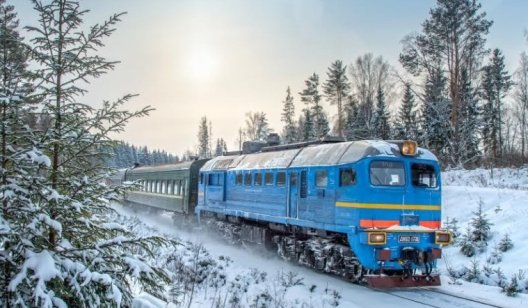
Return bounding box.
[204,214,365,283]
[202,213,441,288]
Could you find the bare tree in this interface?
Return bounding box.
[244,111,270,141]
[348,53,394,134]
[514,52,528,158]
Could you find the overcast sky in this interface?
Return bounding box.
[11,0,528,155]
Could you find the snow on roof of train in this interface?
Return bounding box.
[201,140,438,171]
[128,160,194,173]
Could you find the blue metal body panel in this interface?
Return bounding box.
[196,141,445,272]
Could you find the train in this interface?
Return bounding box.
[118,138,451,288]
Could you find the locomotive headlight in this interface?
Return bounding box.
[368,232,386,245]
[435,231,452,245]
[401,140,417,156]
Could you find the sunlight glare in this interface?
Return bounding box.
[184,46,219,83]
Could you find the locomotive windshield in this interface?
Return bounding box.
[370,161,405,186]
[411,163,438,188]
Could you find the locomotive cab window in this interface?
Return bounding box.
[370,161,405,186]
[411,163,437,188]
[315,170,328,187]
[340,168,356,186]
[277,172,286,186]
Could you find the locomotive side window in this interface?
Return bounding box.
[265,172,274,185]
[340,168,356,186]
[315,170,328,187]
[244,173,252,186]
[370,161,405,186]
[236,173,243,185]
[411,163,437,188]
[254,173,262,186]
[200,173,203,184]
[277,172,286,186]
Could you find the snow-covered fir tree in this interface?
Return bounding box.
[498,233,514,252]
[297,111,312,142]
[470,200,492,244]
[394,83,418,140]
[372,85,391,140]
[323,60,350,138]
[0,0,35,303]
[456,67,480,167]
[197,116,210,158]
[481,48,513,163]
[1,1,171,306]
[400,0,492,165]
[344,96,367,140]
[214,138,227,156]
[299,73,329,139]
[281,87,296,144]
[419,68,451,162]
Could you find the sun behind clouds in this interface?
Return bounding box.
[183,45,219,83]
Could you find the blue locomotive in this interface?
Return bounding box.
[124,139,451,288]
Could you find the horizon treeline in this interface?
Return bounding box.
[106,143,180,168]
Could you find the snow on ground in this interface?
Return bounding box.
[118,167,528,307]
[439,168,528,307]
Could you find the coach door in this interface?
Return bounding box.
[288,171,299,219]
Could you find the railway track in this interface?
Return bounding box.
[372,287,505,308]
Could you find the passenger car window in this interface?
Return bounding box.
[411,163,437,188]
[370,161,405,186]
[340,168,356,186]
[277,172,286,186]
[316,170,328,187]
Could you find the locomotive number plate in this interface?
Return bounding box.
[398,235,420,243]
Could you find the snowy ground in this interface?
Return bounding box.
[117,167,528,307]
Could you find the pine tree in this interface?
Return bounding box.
[481,49,513,162]
[0,1,35,304]
[214,138,227,156]
[394,83,418,140]
[420,68,451,162]
[300,73,329,139]
[299,77,316,141]
[456,67,480,167]
[372,86,391,139]
[459,226,477,257]
[470,200,492,244]
[297,112,312,142]
[281,87,296,144]
[498,233,514,252]
[343,96,367,140]
[400,0,492,157]
[197,116,210,158]
[2,1,169,305]
[323,60,350,138]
